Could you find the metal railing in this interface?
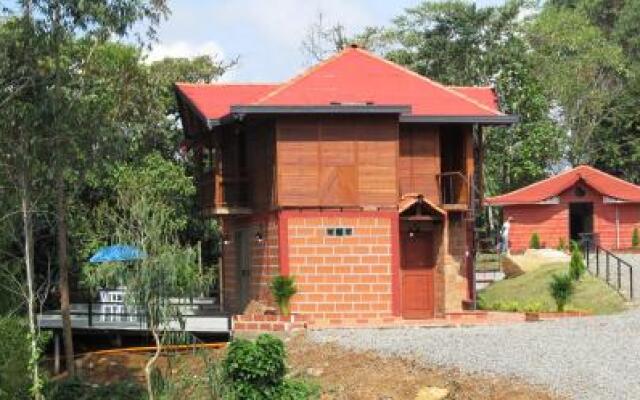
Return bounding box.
[584,244,635,300]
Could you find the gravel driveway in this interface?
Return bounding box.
[309,310,640,399]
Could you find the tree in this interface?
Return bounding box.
[569,242,586,280]
[83,154,211,400]
[527,7,627,165]
[379,0,563,194]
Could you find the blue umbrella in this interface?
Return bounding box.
[89,245,146,263]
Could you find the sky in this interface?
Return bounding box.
[147,0,507,82]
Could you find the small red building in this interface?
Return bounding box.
[176,45,516,325]
[486,166,640,252]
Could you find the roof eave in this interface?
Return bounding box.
[400,114,518,125]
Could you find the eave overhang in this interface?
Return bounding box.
[400,114,519,125]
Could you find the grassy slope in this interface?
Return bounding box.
[478,263,626,314]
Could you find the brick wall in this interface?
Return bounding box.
[285,212,395,321]
[221,214,279,313]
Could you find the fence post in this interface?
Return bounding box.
[88,299,93,327]
[631,265,634,299]
[618,259,622,290]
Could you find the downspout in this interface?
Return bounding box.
[616,204,620,250]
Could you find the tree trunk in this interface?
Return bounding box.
[21,175,42,400]
[145,327,162,400]
[56,175,75,376]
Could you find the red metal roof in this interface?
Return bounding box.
[486,165,640,205]
[450,86,499,111]
[175,83,278,120]
[175,47,502,121]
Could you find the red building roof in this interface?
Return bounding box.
[175,46,504,122]
[486,165,640,205]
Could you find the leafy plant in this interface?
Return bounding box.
[223,334,318,399]
[529,232,541,249]
[0,317,33,399]
[569,242,586,281]
[45,378,144,400]
[632,227,640,249]
[549,273,574,312]
[556,237,567,251]
[270,275,297,316]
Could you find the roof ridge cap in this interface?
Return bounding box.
[254,48,354,105]
[353,48,503,116]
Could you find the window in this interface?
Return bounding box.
[326,227,354,236]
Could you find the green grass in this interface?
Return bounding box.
[478,262,626,315]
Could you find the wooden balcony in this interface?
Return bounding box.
[198,171,251,216]
[437,171,470,211]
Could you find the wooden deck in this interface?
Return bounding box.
[38,300,231,334]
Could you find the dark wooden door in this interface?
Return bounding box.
[234,230,251,311]
[401,230,435,319]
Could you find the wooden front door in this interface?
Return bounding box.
[234,230,251,311]
[401,230,435,319]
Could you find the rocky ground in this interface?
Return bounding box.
[310,309,640,400]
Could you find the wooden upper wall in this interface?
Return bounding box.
[276,115,399,208]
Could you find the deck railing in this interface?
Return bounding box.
[583,244,635,300]
[437,171,470,206]
[198,171,249,211]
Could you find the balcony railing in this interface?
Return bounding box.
[437,171,470,208]
[198,171,250,214]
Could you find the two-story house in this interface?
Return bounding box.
[175,45,516,324]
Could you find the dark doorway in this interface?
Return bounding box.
[569,202,594,243]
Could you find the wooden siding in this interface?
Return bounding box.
[276,115,398,208]
[245,121,276,210]
[398,124,440,202]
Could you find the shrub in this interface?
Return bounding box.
[529,232,541,249]
[270,275,297,316]
[569,242,586,281]
[45,378,144,400]
[556,237,567,251]
[0,317,33,399]
[223,334,317,399]
[549,273,574,312]
[632,227,640,249]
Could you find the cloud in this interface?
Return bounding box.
[145,40,226,63]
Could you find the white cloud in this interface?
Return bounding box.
[213,0,376,48]
[145,40,226,63]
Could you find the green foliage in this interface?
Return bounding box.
[45,378,144,400]
[0,317,31,399]
[478,299,544,313]
[529,233,541,249]
[223,334,318,400]
[557,237,567,251]
[632,227,640,249]
[270,276,297,316]
[569,242,586,280]
[549,273,575,312]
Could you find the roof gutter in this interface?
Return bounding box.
[400,114,519,125]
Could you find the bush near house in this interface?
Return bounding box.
[529,233,541,249]
[569,243,586,281]
[632,227,639,249]
[549,273,574,312]
[224,334,318,399]
[270,275,297,316]
[556,237,567,251]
